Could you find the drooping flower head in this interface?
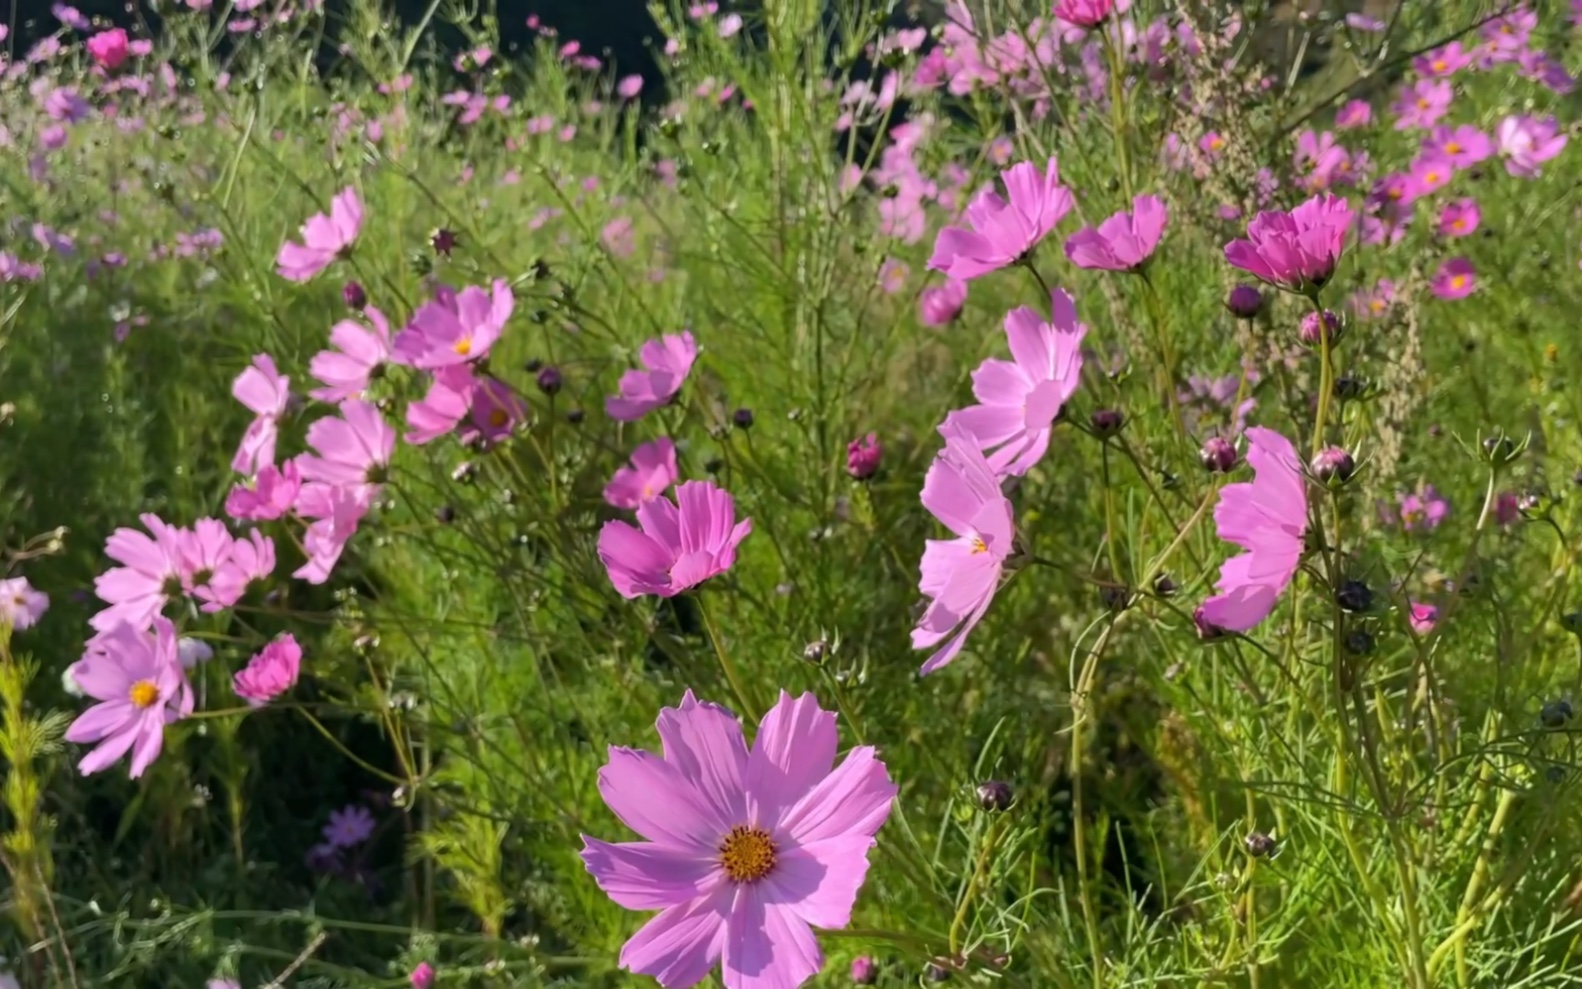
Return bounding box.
[581,690,896,989]
[912,422,1017,674]
[606,331,699,422]
[945,287,1086,476]
[1054,0,1115,29]
[1064,194,1168,272]
[1223,193,1353,296]
[918,277,967,326]
[276,187,362,282]
[928,157,1074,280]
[1196,427,1307,634]
[0,576,48,631]
[64,616,192,778]
[605,438,680,510]
[846,433,882,479]
[233,633,302,706]
[393,279,514,369]
[231,353,290,475]
[292,482,375,584]
[598,480,752,598]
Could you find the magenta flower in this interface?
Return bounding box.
[65,617,192,778]
[1196,427,1307,634]
[276,187,362,282]
[598,480,751,598]
[297,400,395,489]
[233,633,301,706]
[1223,193,1353,295]
[1405,155,1454,200]
[201,529,275,610]
[606,331,699,422]
[1414,41,1472,78]
[918,278,967,326]
[292,482,374,584]
[1391,79,1452,130]
[309,307,392,401]
[1054,0,1114,28]
[945,288,1086,476]
[1437,199,1480,238]
[1497,115,1567,177]
[617,74,644,99]
[605,438,679,510]
[1408,601,1439,636]
[461,376,527,446]
[410,963,437,989]
[1423,124,1493,169]
[580,690,896,989]
[226,459,302,521]
[928,157,1074,281]
[912,422,1016,674]
[86,28,130,70]
[92,513,187,633]
[230,354,290,475]
[1064,195,1168,272]
[1335,100,1372,129]
[846,434,882,479]
[1431,257,1476,300]
[393,279,514,369]
[0,576,49,630]
[406,365,475,445]
[1399,485,1449,531]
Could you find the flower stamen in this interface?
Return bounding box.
[719,825,776,883]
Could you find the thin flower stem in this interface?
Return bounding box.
[696,594,759,721]
[1139,271,1188,443]
[1100,25,1133,202]
[1309,296,1334,456]
[947,814,1007,959]
[293,706,407,785]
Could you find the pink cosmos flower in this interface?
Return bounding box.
[1437,199,1480,237]
[580,690,896,989]
[918,278,967,326]
[459,375,527,446]
[202,528,274,609]
[86,28,130,70]
[410,963,437,989]
[605,438,679,510]
[1431,257,1476,300]
[65,616,192,778]
[1392,79,1453,130]
[233,633,302,706]
[1405,155,1454,199]
[597,480,752,598]
[606,331,699,422]
[1335,100,1372,129]
[92,513,187,633]
[1407,601,1439,636]
[1064,194,1168,271]
[1423,124,1493,169]
[1223,193,1353,295]
[293,482,374,584]
[617,74,644,99]
[231,354,290,475]
[912,422,1017,674]
[1497,115,1566,177]
[1414,41,1472,78]
[297,399,395,490]
[1196,427,1307,634]
[310,307,392,401]
[0,576,49,630]
[1054,0,1115,28]
[945,288,1086,476]
[405,365,475,445]
[1398,485,1449,531]
[276,187,362,282]
[847,434,882,479]
[393,279,513,368]
[226,459,302,521]
[928,157,1074,281]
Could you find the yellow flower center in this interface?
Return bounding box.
[1417,98,1429,110]
[719,825,777,883]
[453,338,472,356]
[488,408,508,428]
[1452,218,1465,230]
[1445,141,1462,154]
[1450,275,1468,291]
[641,484,654,500]
[1208,137,1224,151]
[971,535,988,554]
[129,680,159,709]
[1426,171,1441,184]
[1369,299,1385,313]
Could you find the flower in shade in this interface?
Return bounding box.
[598,480,752,598]
[912,422,1017,674]
[1196,427,1307,634]
[1064,194,1168,272]
[580,690,896,989]
[392,279,514,368]
[1497,115,1566,177]
[945,287,1086,476]
[226,459,302,522]
[460,375,527,446]
[0,576,48,630]
[1431,257,1475,300]
[846,434,882,479]
[86,28,130,70]
[297,399,395,489]
[276,187,362,282]
[1223,193,1353,295]
[310,307,392,401]
[1399,485,1449,530]
[91,513,187,633]
[1408,601,1439,635]
[919,278,967,326]
[1391,79,1453,130]
[231,354,290,475]
[233,633,301,706]
[606,331,699,422]
[410,963,436,989]
[323,803,377,847]
[927,157,1073,281]
[65,617,192,778]
[606,439,680,510]
[1054,0,1114,28]
[1437,199,1480,238]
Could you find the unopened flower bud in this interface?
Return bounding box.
[1481,431,1525,469]
[1226,284,1264,319]
[1090,408,1124,439]
[1345,629,1375,655]
[1540,699,1574,729]
[733,407,754,430]
[802,639,829,664]
[1152,573,1179,598]
[1337,579,1373,613]
[1200,436,1238,473]
[1244,832,1277,858]
[435,505,456,524]
[925,961,951,982]
[430,227,459,255]
[342,280,367,310]
[850,955,878,984]
[410,962,436,989]
[1310,446,1356,484]
[1562,611,1582,636]
[975,780,1014,812]
[536,366,562,395]
[565,408,585,424]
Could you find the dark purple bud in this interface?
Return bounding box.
[1200,436,1238,473]
[846,433,882,480]
[435,505,455,523]
[1310,446,1356,484]
[1225,284,1264,319]
[536,366,562,395]
[430,227,459,255]
[1541,699,1574,727]
[1345,628,1375,655]
[733,407,754,430]
[975,780,1014,812]
[1244,832,1277,858]
[850,956,878,985]
[524,358,544,373]
[1193,607,1228,641]
[342,280,367,310]
[1337,579,1373,613]
[1152,573,1179,598]
[1090,408,1124,439]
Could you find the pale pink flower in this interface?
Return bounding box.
[597,480,752,598]
[65,617,192,778]
[276,187,362,281]
[233,633,301,706]
[231,354,290,475]
[1196,427,1307,633]
[226,460,302,521]
[605,439,680,510]
[0,576,49,630]
[392,279,514,369]
[606,331,698,422]
[1497,115,1567,177]
[310,307,392,401]
[919,278,967,326]
[91,514,187,633]
[292,482,374,584]
[1064,194,1168,271]
[928,158,1074,280]
[297,400,395,490]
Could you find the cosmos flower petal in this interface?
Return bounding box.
[598,746,730,851]
[617,885,732,988]
[778,747,897,845]
[580,837,722,911]
[658,691,751,824]
[744,691,837,822]
[768,836,875,929]
[723,888,823,989]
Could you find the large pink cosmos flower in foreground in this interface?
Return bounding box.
[945,288,1086,476]
[912,422,1016,674]
[1196,427,1307,633]
[65,616,192,778]
[581,690,896,989]
[928,157,1074,280]
[598,480,751,598]
[1064,194,1168,272]
[607,331,699,422]
[276,187,362,282]
[1224,193,1353,295]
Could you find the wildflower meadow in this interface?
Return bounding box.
[3,0,1582,985]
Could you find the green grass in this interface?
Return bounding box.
[2,0,1582,986]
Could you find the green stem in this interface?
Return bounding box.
[948,815,1008,958]
[696,594,759,720]
[1309,297,1335,456]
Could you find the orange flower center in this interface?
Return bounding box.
[1450,275,1468,290]
[971,535,988,554]
[1452,219,1465,230]
[1432,59,1447,72]
[1416,98,1429,110]
[453,338,473,356]
[1209,137,1224,151]
[488,408,508,428]
[1369,299,1385,313]
[720,825,777,883]
[1445,141,1462,154]
[129,680,159,709]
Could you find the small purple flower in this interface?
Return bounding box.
[1399,486,1449,531]
[323,804,377,848]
